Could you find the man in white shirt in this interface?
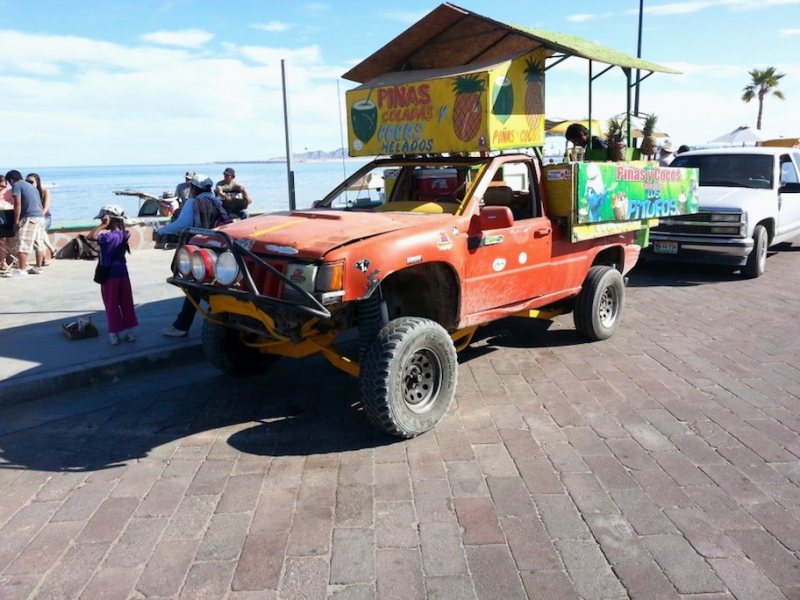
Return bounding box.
[659,140,675,166]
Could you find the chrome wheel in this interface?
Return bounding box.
[598,285,620,328]
[402,348,442,414]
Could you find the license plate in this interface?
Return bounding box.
[653,241,678,255]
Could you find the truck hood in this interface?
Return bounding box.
[219,210,453,259]
[699,186,773,212]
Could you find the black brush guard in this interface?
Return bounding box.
[166,228,332,320]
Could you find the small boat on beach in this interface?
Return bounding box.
[114,190,178,217]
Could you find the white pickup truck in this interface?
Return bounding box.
[646,147,800,277]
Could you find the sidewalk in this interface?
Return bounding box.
[0,248,203,407]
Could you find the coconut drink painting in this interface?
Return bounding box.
[345,48,546,156]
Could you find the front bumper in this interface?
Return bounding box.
[644,233,753,267]
[167,228,333,323]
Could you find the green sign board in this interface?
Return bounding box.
[576,163,699,225]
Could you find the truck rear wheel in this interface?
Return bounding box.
[574,265,625,341]
[202,320,279,377]
[360,317,457,438]
[741,224,767,279]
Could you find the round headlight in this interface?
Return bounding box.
[176,246,195,277]
[215,251,239,286]
[191,248,215,282]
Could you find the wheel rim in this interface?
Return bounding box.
[402,347,442,414]
[598,284,619,328]
[757,230,767,271]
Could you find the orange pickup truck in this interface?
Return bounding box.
[167,5,697,437]
[166,153,677,437]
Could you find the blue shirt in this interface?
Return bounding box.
[11,180,43,218]
[159,191,226,235]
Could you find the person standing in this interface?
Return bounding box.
[0,176,16,273]
[174,170,195,203]
[87,204,138,345]
[160,174,231,337]
[26,173,56,265]
[3,170,45,278]
[215,167,251,219]
[658,140,675,166]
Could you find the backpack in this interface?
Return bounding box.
[196,196,232,229]
[56,234,100,260]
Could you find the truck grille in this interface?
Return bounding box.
[243,256,287,298]
[653,212,745,237]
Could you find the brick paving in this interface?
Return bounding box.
[2,248,800,599]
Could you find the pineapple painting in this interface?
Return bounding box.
[451,75,485,142]
[523,57,544,128]
[606,117,625,161]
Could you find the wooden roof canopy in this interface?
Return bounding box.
[342,2,678,83]
[342,3,679,148]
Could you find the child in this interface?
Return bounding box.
[87,204,138,345]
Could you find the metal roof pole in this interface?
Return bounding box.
[624,67,632,148]
[281,59,296,211]
[633,0,644,147]
[588,60,593,148]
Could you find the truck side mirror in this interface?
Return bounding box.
[478,205,514,230]
[779,182,800,194]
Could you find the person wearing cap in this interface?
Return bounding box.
[174,170,196,203]
[87,204,138,345]
[215,167,251,219]
[155,173,231,242]
[659,140,675,166]
[3,169,46,278]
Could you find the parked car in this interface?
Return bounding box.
[645,147,800,277]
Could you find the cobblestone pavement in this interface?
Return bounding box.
[2,247,800,600]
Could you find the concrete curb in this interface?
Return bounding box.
[0,341,204,409]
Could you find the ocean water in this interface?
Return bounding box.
[16,160,369,223]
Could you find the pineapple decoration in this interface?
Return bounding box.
[451,75,486,142]
[523,57,545,129]
[639,113,658,159]
[606,117,625,161]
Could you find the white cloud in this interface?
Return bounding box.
[624,0,800,17]
[140,29,214,48]
[780,27,800,35]
[252,21,291,33]
[566,13,595,23]
[0,30,347,166]
[301,2,329,14]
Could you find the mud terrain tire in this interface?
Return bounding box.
[202,320,279,377]
[573,265,625,341]
[360,317,457,438]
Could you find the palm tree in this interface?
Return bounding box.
[741,67,786,130]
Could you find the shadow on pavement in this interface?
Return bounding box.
[0,354,398,473]
[627,260,745,288]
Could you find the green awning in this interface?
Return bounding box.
[342,2,679,83]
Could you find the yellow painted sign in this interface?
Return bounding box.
[346,49,546,156]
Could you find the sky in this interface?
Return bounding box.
[1,0,798,167]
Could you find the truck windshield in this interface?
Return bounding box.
[671,154,773,190]
[317,159,487,214]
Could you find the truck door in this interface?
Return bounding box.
[462,159,553,315]
[778,153,800,238]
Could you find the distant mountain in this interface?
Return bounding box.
[262,148,348,162]
[215,148,352,164]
